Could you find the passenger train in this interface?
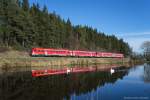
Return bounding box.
[31,48,124,58]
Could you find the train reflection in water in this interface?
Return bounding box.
[31,64,129,77]
[0,65,130,100]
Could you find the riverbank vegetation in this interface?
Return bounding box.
[141,41,150,61]
[0,0,131,56]
[0,56,129,68]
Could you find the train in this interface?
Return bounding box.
[31,48,124,58]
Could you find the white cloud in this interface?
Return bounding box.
[115,32,150,52]
[116,32,150,38]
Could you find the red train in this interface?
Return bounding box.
[31,48,124,58]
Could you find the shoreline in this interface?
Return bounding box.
[0,50,142,69]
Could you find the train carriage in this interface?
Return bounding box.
[32,48,71,57]
[114,53,124,58]
[45,49,71,56]
[32,48,45,56]
[72,50,97,57]
[102,52,113,57]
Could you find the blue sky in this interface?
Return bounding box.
[29,0,150,52]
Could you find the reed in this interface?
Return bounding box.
[0,57,130,68]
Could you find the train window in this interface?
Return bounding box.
[38,50,43,52]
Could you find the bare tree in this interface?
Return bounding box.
[141,41,150,61]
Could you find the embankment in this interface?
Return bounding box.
[0,50,134,69]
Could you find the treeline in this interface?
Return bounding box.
[0,0,132,56]
[141,41,150,61]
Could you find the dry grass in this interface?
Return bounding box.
[0,50,29,58]
[0,50,130,68]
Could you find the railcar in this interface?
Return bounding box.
[31,48,45,56]
[101,52,113,57]
[113,53,123,58]
[45,49,71,56]
[72,50,97,57]
[32,48,71,56]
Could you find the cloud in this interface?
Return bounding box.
[115,32,150,52]
[125,38,147,52]
[116,32,150,38]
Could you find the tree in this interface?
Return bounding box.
[0,0,132,56]
[65,19,73,48]
[22,0,29,11]
[141,41,150,61]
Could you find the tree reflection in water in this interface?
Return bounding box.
[144,64,150,83]
[0,67,129,100]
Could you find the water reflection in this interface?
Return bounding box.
[0,65,129,100]
[144,64,150,83]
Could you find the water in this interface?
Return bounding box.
[0,64,150,100]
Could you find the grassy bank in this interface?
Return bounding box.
[0,50,131,69]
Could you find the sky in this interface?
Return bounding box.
[29,0,150,52]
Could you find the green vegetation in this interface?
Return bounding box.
[0,0,132,56]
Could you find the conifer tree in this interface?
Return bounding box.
[0,0,132,56]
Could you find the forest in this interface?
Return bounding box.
[0,0,132,56]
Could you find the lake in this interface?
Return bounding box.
[0,64,150,100]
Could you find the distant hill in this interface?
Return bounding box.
[0,0,132,56]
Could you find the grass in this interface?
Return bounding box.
[0,50,131,69]
[0,57,128,68]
